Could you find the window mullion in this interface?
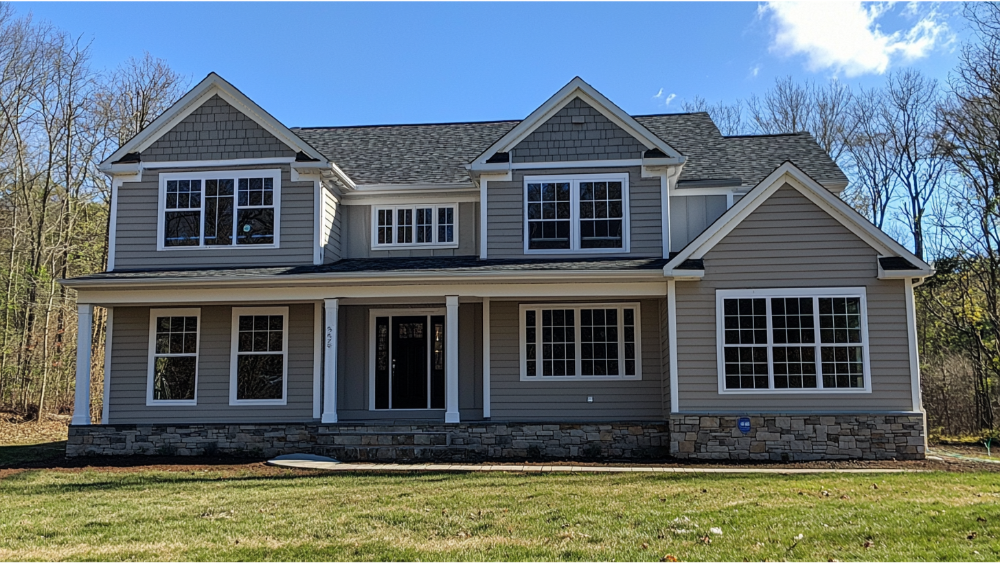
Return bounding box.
[571,180,580,251]
[814,297,823,389]
[765,297,774,389]
[199,180,206,247]
[432,205,439,244]
[574,306,582,377]
[618,305,625,377]
[535,308,541,377]
[230,176,237,247]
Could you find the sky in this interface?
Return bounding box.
[14,1,971,128]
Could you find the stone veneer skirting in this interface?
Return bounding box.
[67,414,926,461]
[669,413,926,461]
[66,422,670,460]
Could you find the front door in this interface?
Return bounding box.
[374,312,446,410]
[391,316,428,409]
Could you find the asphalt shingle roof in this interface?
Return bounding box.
[292,112,846,188]
[66,257,670,284]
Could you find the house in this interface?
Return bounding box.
[61,74,933,461]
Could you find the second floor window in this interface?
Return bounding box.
[524,174,630,253]
[373,205,457,249]
[159,169,280,249]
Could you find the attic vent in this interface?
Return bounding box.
[572,116,586,124]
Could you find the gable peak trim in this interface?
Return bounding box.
[472,77,685,166]
[664,161,933,278]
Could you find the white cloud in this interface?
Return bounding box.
[653,88,664,99]
[664,93,677,106]
[750,64,761,77]
[761,1,949,76]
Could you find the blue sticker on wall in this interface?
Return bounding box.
[738,417,751,434]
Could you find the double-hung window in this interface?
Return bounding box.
[520,303,641,380]
[716,288,871,393]
[230,307,288,405]
[146,308,201,405]
[524,174,629,253]
[159,169,280,249]
[372,205,457,249]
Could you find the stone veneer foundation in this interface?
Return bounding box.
[67,422,670,460]
[669,413,926,461]
[67,414,926,461]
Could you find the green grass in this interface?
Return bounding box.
[1,460,998,562]
[0,441,66,467]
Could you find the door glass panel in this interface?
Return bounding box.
[430,315,445,409]
[375,317,390,409]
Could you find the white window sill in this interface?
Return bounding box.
[157,244,280,251]
[229,399,288,406]
[372,243,459,251]
[520,375,642,382]
[718,388,872,395]
[523,247,629,255]
[146,400,198,406]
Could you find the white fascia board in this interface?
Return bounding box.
[472,77,683,165]
[102,72,329,168]
[63,269,668,291]
[467,162,512,175]
[75,280,670,306]
[662,161,933,274]
[663,269,705,280]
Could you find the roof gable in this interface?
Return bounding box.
[472,77,684,165]
[101,72,327,169]
[664,161,932,277]
[510,97,649,163]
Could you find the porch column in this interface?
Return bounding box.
[72,303,94,426]
[322,298,339,424]
[445,295,460,423]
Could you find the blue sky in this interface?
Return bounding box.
[17,2,969,128]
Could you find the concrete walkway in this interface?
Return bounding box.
[267,459,916,474]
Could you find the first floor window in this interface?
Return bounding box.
[147,308,200,404]
[161,170,279,249]
[718,289,869,392]
[521,303,640,380]
[373,205,458,248]
[525,174,629,252]
[231,307,288,404]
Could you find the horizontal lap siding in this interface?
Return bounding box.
[114,166,315,269]
[489,299,666,421]
[108,304,315,424]
[344,203,478,259]
[675,184,914,413]
[323,187,342,262]
[486,167,662,259]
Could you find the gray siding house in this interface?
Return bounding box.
[62,74,933,461]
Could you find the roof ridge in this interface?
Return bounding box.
[292,119,522,131]
[632,111,712,117]
[723,132,811,139]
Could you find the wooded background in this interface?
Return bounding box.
[2,2,999,437]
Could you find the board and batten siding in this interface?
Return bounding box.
[488,299,667,421]
[343,202,479,259]
[670,194,727,253]
[486,167,662,259]
[337,303,485,422]
[674,184,915,413]
[106,304,315,424]
[113,165,315,270]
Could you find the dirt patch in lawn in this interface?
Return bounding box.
[0,410,69,445]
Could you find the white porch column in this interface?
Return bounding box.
[322,298,339,424]
[482,297,491,419]
[72,303,94,426]
[445,295,460,423]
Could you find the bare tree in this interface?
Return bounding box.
[680,96,746,135]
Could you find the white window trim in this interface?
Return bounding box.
[156,169,282,251]
[519,302,642,381]
[146,307,201,406]
[715,287,873,395]
[523,173,631,255]
[229,306,289,406]
[371,204,459,250]
[367,308,449,411]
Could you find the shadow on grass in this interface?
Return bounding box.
[0,440,67,467]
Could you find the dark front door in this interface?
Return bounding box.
[391,316,428,409]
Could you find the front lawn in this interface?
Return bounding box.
[1,460,997,561]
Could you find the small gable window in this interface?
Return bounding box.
[158,169,280,250]
[524,173,629,253]
[372,205,458,249]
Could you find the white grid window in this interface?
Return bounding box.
[372,205,458,249]
[521,303,641,381]
[146,308,201,406]
[158,170,280,250]
[524,174,630,254]
[230,307,288,405]
[716,289,871,394]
